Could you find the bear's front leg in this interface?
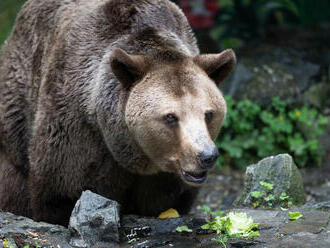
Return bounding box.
[28,121,73,225]
[28,141,77,225]
[28,181,75,226]
[27,113,94,225]
[28,107,109,225]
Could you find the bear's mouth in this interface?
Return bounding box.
[181,169,207,184]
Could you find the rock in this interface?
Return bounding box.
[0,211,70,247]
[302,201,330,212]
[68,190,120,247]
[221,47,321,105]
[302,80,330,109]
[234,154,306,207]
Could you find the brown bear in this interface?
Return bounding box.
[0,0,236,226]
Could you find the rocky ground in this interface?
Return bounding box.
[193,153,330,213]
[1,154,330,248]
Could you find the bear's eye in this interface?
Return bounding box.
[205,111,214,124]
[164,113,179,127]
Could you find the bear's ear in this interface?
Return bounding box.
[110,48,146,89]
[194,49,236,86]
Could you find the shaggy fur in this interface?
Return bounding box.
[0,0,236,226]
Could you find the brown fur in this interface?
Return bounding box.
[0,0,236,226]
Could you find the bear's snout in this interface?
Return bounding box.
[179,145,219,185]
[197,146,219,169]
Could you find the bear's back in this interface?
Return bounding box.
[0,0,197,171]
[0,0,197,121]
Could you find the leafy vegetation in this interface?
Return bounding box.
[176,225,193,232]
[127,238,137,244]
[216,96,328,169]
[250,181,293,208]
[288,211,303,220]
[201,212,259,247]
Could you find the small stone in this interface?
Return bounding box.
[234,154,306,207]
[69,190,120,247]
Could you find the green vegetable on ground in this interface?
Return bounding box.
[288,211,303,221]
[176,225,193,233]
[201,212,260,247]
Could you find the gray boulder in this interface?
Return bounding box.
[221,47,321,105]
[235,154,306,207]
[69,190,120,247]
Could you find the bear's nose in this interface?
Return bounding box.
[197,146,219,169]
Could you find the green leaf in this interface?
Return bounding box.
[265,194,275,202]
[211,210,225,217]
[279,192,289,200]
[201,205,211,214]
[288,212,303,221]
[260,181,274,191]
[176,225,193,233]
[128,238,137,244]
[251,191,263,198]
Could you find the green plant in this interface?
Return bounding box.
[176,225,193,232]
[201,212,259,247]
[217,96,328,169]
[250,181,293,208]
[288,211,303,220]
[251,181,275,208]
[279,192,293,208]
[127,238,137,244]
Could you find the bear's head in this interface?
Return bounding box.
[110,48,236,185]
